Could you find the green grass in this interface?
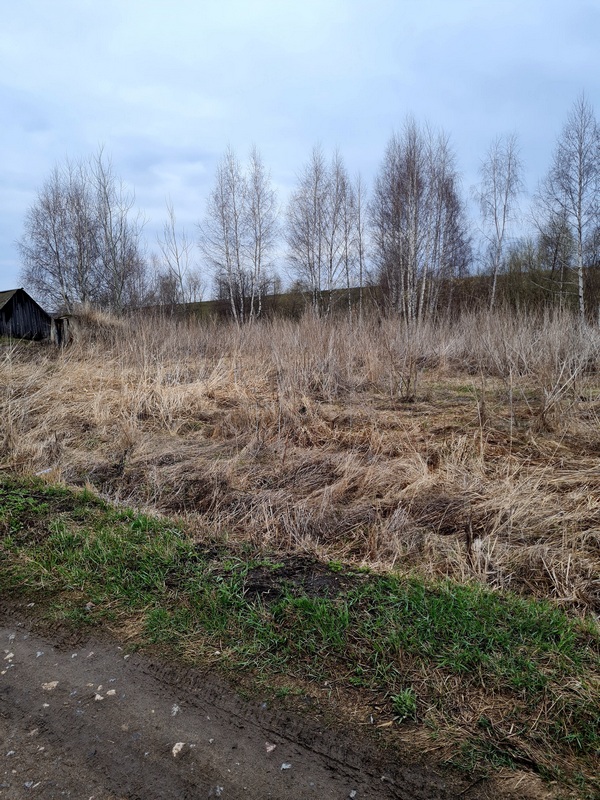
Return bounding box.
[391,687,418,722]
[1,474,599,793]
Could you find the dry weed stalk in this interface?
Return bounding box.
[1,308,599,615]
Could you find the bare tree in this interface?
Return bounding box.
[19,159,100,311]
[19,165,75,311]
[339,163,357,319]
[286,146,328,312]
[370,118,470,321]
[334,162,370,322]
[64,158,102,306]
[245,146,278,318]
[536,94,600,317]
[199,146,277,322]
[533,210,577,309]
[323,150,346,306]
[157,200,203,304]
[20,148,149,312]
[90,148,147,311]
[421,129,471,317]
[474,133,523,309]
[286,147,362,315]
[353,174,368,321]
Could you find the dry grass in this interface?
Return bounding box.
[2,307,599,616]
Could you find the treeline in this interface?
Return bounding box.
[19,94,600,320]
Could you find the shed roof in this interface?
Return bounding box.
[0,289,18,311]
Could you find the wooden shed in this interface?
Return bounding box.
[0,288,52,340]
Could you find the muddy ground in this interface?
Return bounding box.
[0,613,551,800]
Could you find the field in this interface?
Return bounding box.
[1,308,599,797]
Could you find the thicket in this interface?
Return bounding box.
[2,306,599,618]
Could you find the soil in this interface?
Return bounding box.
[235,555,366,601]
[0,611,552,800]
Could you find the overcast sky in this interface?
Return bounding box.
[2,0,599,292]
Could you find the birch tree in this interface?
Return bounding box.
[286,146,328,312]
[19,166,74,310]
[19,150,147,311]
[286,147,361,314]
[474,134,523,309]
[370,119,470,321]
[536,94,600,318]
[245,146,278,318]
[91,148,147,311]
[199,146,277,322]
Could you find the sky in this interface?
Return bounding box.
[2,0,599,293]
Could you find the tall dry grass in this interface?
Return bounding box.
[2,307,599,615]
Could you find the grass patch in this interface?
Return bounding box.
[1,474,599,794]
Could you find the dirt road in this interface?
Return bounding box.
[0,618,542,800]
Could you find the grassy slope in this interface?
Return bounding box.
[1,475,598,797]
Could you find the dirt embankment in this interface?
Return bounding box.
[0,615,548,800]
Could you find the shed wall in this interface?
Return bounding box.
[0,291,52,339]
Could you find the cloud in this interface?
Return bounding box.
[2,0,599,290]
